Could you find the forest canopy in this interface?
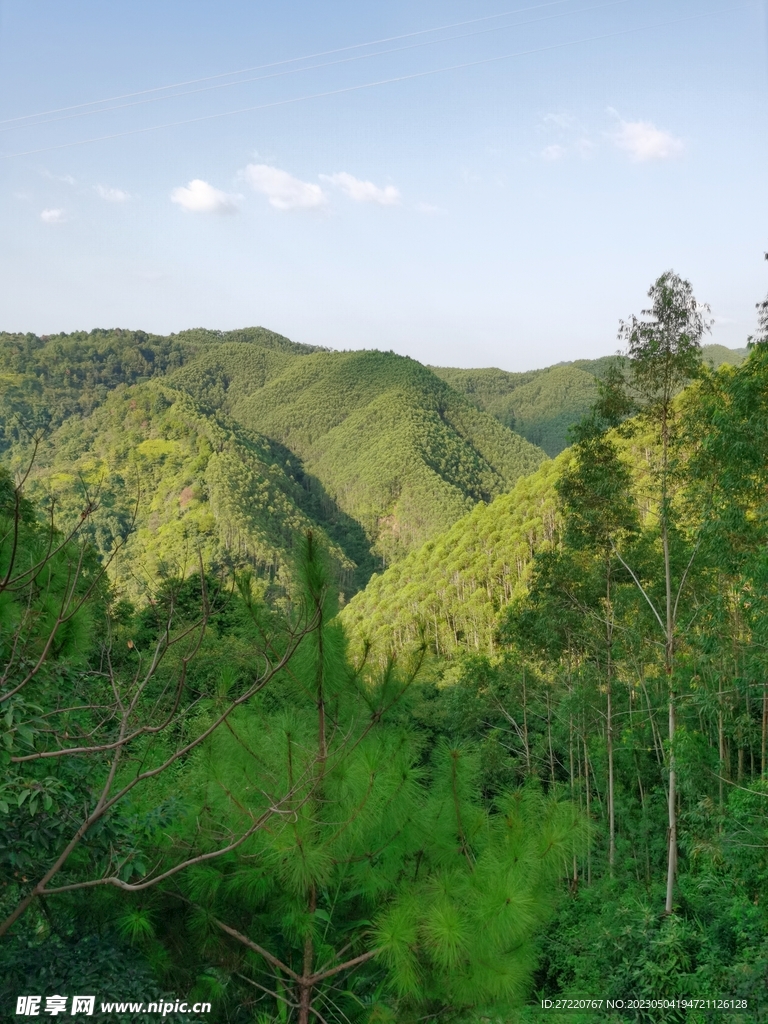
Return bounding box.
[1,277,766,1023]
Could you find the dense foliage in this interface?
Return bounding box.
[1,284,763,1023]
[0,494,582,1023]
[434,343,745,457]
[3,328,549,591]
[22,382,372,600]
[233,349,545,564]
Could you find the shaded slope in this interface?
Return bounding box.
[232,349,546,564]
[25,383,367,602]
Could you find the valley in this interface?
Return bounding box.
[1,303,765,1024]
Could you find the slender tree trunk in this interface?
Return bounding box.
[298,884,317,1024]
[522,670,531,776]
[606,563,615,875]
[546,688,555,786]
[583,729,591,886]
[569,673,578,891]
[663,517,677,916]
[665,686,677,914]
[718,675,725,808]
[607,672,615,874]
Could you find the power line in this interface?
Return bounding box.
[0,0,581,126]
[2,3,757,160]
[0,0,633,135]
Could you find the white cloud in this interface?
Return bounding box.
[612,117,683,162]
[40,208,65,223]
[320,172,400,206]
[541,144,566,162]
[170,179,239,214]
[241,164,326,211]
[95,184,132,203]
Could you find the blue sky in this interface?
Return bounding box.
[1,0,766,369]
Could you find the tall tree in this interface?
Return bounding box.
[616,270,711,913]
[555,417,638,873]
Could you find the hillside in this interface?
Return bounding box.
[24,382,371,601]
[431,364,599,455]
[340,453,569,658]
[432,343,745,456]
[231,349,546,564]
[0,326,319,455]
[2,327,746,592]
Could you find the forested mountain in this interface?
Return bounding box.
[4,330,546,589]
[23,382,371,599]
[340,453,567,657]
[431,364,598,456]
[2,295,763,1023]
[0,326,320,455]
[433,343,746,456]
[232,349,545,564]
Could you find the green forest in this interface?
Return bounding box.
[1,273,767,1024]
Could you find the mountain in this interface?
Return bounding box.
[340,453,567,658]
[432,364,602,456]
[230,349,546,565]
[24,382,372,601]
[5,329,545,594]
[3,327,747,599]
[0,326,319,455]
[432,343,747,457]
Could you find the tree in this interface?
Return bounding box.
[0,462,322,939]
[153,542,586,1023]
[554,420,639,873]
[615,270,711,913]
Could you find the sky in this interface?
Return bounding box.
[1,0,766,370]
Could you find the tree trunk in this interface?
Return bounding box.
[718,675,725,808]
[665,688,677,914]
[607,672,615,874]
[522,670,531,775]
[606,563,615,875]
[298,885,317,1024]
[663,519,677,916]
[547,688,555,786]
[583,730,591,886]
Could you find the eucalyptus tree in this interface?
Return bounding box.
[554,406,639,873]
[613,270,711,913]
[688,296,768,781]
